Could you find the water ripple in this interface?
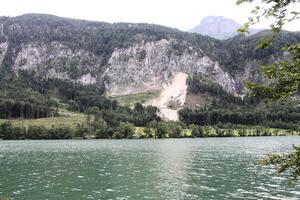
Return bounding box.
[0,137,300,199]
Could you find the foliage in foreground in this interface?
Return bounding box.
[259,146,300,182]
[237,0,300,182]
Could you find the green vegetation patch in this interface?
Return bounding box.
[112,91,160,106]
[0,111,86,129]
[134,127,146,137]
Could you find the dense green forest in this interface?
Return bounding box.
[179,74,300,131]
[0,69,59,119]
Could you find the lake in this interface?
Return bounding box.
[1,137,300,200]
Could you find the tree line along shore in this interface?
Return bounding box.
[0,111,298,140]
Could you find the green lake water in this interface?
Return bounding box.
[1,137,300,199]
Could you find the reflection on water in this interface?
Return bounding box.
[0,137,300,200]
[155,140,193,199]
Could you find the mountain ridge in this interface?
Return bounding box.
[189,16,261,40]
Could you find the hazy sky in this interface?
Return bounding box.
[0,0,299,31]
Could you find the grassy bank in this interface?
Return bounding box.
[111,91,160,106]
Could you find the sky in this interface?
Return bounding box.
[0,0,299,31]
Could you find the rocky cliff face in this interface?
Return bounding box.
[0,37,235,96]
[12,42,99,84]
[104,39,236,96]
[0,41,8,65]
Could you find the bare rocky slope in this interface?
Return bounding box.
[1,14,300,119]
[146,72,188,120]
[104,39,235,96]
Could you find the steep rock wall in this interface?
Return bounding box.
[0,41,8,65]
[104,39,236,96]
[12,42,100,84]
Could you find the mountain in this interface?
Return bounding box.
[0,14,236,97]
[189,16,260,40]
[0,14,300,120]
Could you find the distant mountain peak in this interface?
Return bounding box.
[189,16,258,40]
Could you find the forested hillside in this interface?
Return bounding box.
[180,74,300,130]
[1,14,300,139]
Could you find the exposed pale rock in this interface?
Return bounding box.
[13,42,101,83]
[78,73,97,85]
[147,72,188,121]
[0,41,8,64]
[104,39,236,96]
